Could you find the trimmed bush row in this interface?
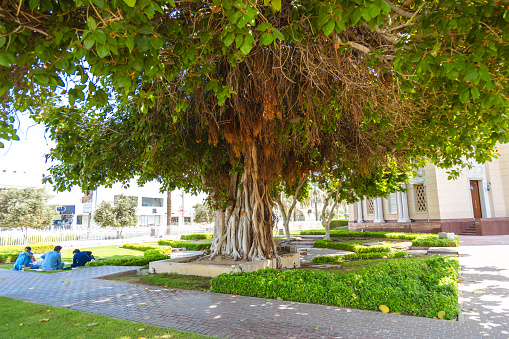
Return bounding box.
[313,240,391,253]
[329,219,349,228]
[211,257,459,319]
[158,239,211,251]
[301,229,424,239]
[301,230,459,247]
[180,234,213,240]
[0,245,56,263]
[122,243,172,255]
[311,251,408,264]
[412,236,459,247]
[86,250,167,267]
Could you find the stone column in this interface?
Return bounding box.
[357,201,364,223]
[397,190,411,222]
[374,198,385,223]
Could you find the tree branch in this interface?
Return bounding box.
[385,1,418,19]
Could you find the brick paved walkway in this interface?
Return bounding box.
[1,236,508,338]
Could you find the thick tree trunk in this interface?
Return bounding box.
[210,147,278,261]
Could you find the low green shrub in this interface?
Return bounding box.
[329,219,349,228]
[158,240,211,251]
[86,250,167,267]
[300,229,428,240]
[0,245,56,263]
[313,240,391,253]
[311,251,408,263]
[180,234,213,240]
[211,256,459,319]
[412,236,459,247]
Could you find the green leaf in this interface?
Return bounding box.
[123,0,136,7]
[96,43,110,58]
[84,36,95,49]
[351,9,362,25]
[446,70,458,81]
[126,35,135,52]
[88,17,97,30]
[271,0,281,12]
[235,34,244,49]
[92,0,105,7]
[272,28,284,40]
[93,30,107,44]
[151,37,164,50]
[224,32,235,47]
[29,0,39,9]
[0,50,17,66]
[260,32,274,46]
[459,90,470,103]
[0,37,6,48]
[34,74,49,85]
[470,87,480,99]
[240,40,252,55]
[323,20,335,36]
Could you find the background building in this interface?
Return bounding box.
[348,143,509,236]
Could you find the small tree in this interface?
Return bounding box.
[193,202,214,223]
[272,177,310,241]
[93,195,137,238]
[0,187,55,242]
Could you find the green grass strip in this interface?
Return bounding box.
[0,296,210,338]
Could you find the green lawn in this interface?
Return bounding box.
[0,297,211,339]
[60,245,145,262]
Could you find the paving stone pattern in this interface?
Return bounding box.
[0,236,508,338]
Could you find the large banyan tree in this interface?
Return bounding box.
[1,0,508,260]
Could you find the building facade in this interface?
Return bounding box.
[348,143,509,236]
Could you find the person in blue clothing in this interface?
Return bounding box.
[71,249,93,267]
[41,245,65,270]
[13,247,35,270]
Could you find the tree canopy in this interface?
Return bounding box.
[1,0,508,259]
[93,194,138,234]
[0,187,55,236]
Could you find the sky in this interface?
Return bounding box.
[0,113,207,209]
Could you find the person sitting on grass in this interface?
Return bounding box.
[12,247,35,270]
[70,249,93,268]
[41,245,65,270]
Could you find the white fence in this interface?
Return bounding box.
[0,221,322,247]
[0,227,152,247]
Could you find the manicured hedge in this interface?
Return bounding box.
[301,229,424,239]
[0,245,56,263]
[122,243,172,255]
[301,230,459,247]
[412,236,459,247]
[313,240,391,253]
[211,257,459,319]
[86,250,167,267]
[180,234,213,240]
[158,240,211,251]
[311,251,408,263]
[329,219,349,228]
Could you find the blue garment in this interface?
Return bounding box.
[41,251,64,270]
[13,251,33,270]
[71,251,92,268]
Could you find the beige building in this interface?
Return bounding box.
[348,143,509,236]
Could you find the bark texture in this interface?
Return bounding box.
[210,147,278,260]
